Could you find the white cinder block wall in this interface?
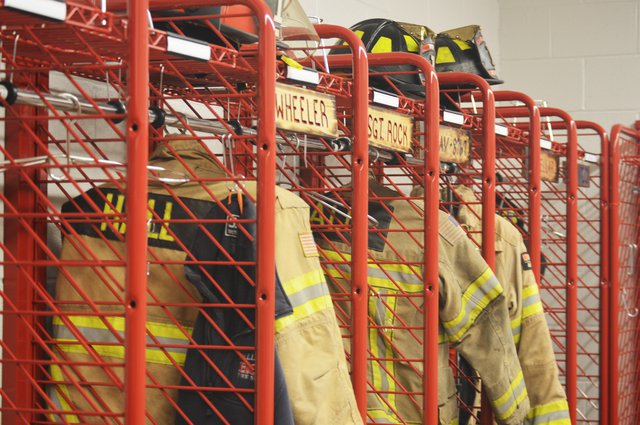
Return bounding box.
[298,0,502,58]
[498,0,640,144]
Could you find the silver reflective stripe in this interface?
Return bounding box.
[367,265,422,287]
[525,407,571,425]
[48,386,65,423]
[54,324,187,355]
[286,282,329,308]
[445,274,501,338]
[522,292,540,309]
[525,410,571,425]
[493,373,527,419]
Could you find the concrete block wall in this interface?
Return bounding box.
[498,0,640,147]
[298,0,501,57]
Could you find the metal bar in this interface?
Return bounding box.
[0,83,376,158]
[540,107,578,425]
[608,124,621,425]
[608,124,640,425]
[314,24,369,421]
[249,1,277,422]
[440,73,496,425]
[575,120,609,424]
[1,72,49,425]
[124,0,149,423]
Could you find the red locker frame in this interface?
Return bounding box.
[437,73,498,425]
[0,0,280,423]
[574,120,608,424]
[326,51,440,424]
[609,124,640,425]
[537,108,579,425]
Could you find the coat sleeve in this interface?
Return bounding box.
[437,212,530,425]
[510,241,570,425]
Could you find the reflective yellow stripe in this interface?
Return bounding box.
[522,284,544,319]
[53,315,189,340]
[275,269,333,332]
[369,290,398,415]
[355,30,364,39]
[404,35,419,52]
[511,315,522,346]
[368,408,401,423]
[443,268,503,341]
[453,39,472,50]
[275,294,333,332]
[49,364,80,423]
[525,400,571,425]
[55,338,187,365]
[372,36,392,53]
[436,46,455,64]
[492,370,528,420]
[323,250,423,292]
[280,269,326,297]
[52,316,190,365]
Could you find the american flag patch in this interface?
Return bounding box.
[439,213,465,245]
[299,232,319,257]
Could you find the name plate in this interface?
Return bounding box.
[439,125,471,164]
[275,83,338,138]
[541,149,560,182]
[368,106,413,153]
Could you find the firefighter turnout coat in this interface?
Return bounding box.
[453,185,570,425]
[49,140,361,425]
[314,184,529,425]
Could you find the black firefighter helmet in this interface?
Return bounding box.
[435,25,503,85]
[344,18,435,98]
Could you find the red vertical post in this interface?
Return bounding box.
[251,3,277,423]
[440,73,496,425]
[420,59,440,425]
[125,0,149,423]
[608,124,623,425]
[540,108,578,425]
[1,73,48,425]
[314,24,370,420]
[575,121,609,424]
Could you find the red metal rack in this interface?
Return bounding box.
[574,121,608,424]
[0,1,279,424]
[609,124,640,425]
[325,50,440,425]
[0,2,637,424]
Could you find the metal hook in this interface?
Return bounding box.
[99,0,107,25]
[56,92,82,174]
[621,288,639,318]
[303,134,309,168]
[538,100,554,142]
[370,147,380,163]
[10,33,19,83]
[225,134,235,176]
[159,64,165,96]
[293,133,301,151]
[541,214,566,238]
[470,92,478,115]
